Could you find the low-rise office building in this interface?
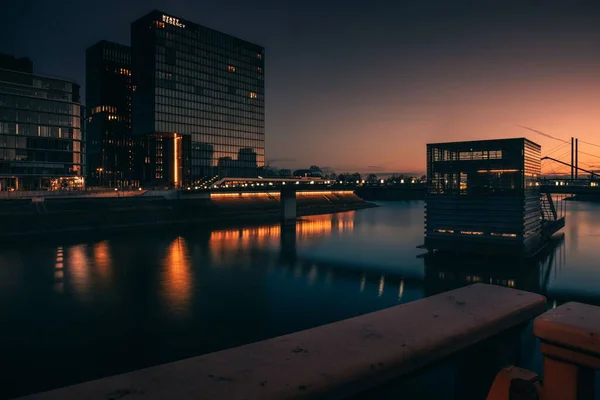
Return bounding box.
[0,53,83,190]
[424,138,560,256]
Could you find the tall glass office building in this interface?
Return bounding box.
[132,11,265,187]
[0,53,83,190]
[86,41,134,187]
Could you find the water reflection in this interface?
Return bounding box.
[3,201,600,399]
[208,212,356,249]
[68,244,90,298]
[162,237,192,318]
[54,246,64,293]
[422,234,566,298]
[93,241,112,284]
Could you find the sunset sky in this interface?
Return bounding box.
[3,0,600,174]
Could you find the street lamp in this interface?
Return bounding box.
[96,167,104,187]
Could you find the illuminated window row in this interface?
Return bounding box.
[153,49,262,78]
[152,75,263,99]
[91,105,117,114]
[152,125,264,140]
[433,229,518,238]
[154,77,262,99]
[154,79,264,101]
[151,28,263,61]
[154,120,263,135]
[1,94,79,115]
[155,104,263,122]
[156,65,262,87]
[458,150,503,161]
[162,62,263,83]
[154,90,264,114]
[166,59,263,81]
[117,68,132,76]
[157,51,263,78]
[154,112,263,129]
[476,169,519,173]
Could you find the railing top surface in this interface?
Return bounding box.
[534,302,600,356]
[20,284,545,400]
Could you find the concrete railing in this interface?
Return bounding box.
[534,302,600,400]
[20,284,545,400]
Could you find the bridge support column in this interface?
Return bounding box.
[280,186,296,225]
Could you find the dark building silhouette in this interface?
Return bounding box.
[0,54,32,74]
[237,147,258,177]
[193,142,215,177]
[131,11,265,187]
[0,53,83,190]
[85,41,135,187]
[216,148,257,178]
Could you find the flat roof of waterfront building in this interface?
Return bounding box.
[133,10,264,50]
[427,137,540,150]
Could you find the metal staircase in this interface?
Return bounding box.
[540,193,557,221]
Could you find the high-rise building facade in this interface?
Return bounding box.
[0,53,83,190]
[86,41,135,187]
[132,11,265,187]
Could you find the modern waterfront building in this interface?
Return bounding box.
[424,138,563,256]
[131,11,265,187]
[86,41,135,187]
[0,53,83,190]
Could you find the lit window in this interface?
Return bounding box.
[257,66,262,73]
[460,231,484,235]
[491,233,517,238]
[257,53,262,60]
[228,65,236,72]
[249,92,257,99]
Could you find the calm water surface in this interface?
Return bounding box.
[1,200,600,398]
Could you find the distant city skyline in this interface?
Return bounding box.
[3,1,600,174]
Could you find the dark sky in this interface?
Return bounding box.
[2,1,600,174]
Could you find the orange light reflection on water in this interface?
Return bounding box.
[68,245,90,295]
[162,237,192,317]
[209,212,356,252]
[93,241,112,283]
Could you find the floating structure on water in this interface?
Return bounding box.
[422,138,565,257]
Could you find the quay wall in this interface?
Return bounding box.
[0,191,375,239]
